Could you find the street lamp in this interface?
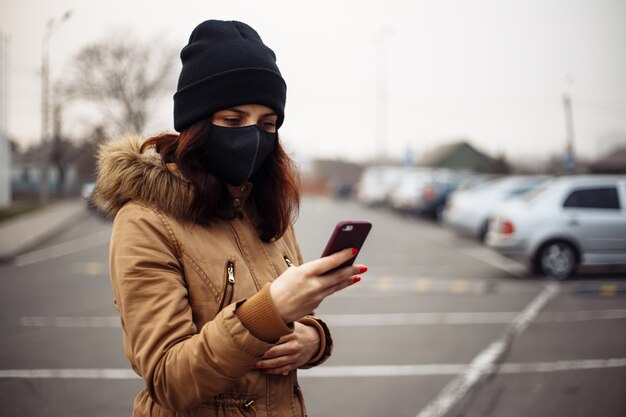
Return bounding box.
[0,31,10,208]
[375,25,393,163]
[39,10,72,203]
[562,73,576,173]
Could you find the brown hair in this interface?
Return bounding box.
[141,119,300,241]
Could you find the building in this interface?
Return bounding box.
[10,141,82,200]
[419,141,509,173]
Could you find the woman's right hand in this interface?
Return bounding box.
[269,248,367,323]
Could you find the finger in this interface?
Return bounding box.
[274,332,296,345]
[353,264,368,275]
[319,263,367,287]
[321,274,361,299]
[262,342,297,359]
[255,355,296,370]
[323,265,367,285]
[304,248,357,276]
[262,362,297,375]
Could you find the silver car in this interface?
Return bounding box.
[442,175,551,241]
[486,175,626,279]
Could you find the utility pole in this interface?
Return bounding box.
[0,30,10,208]
[562,92,576,172]
[51,102,66,197]
[561,73,576,173]
[39,11,72,203]
[375,25,393,164]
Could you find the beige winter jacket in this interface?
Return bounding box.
[92,136,333,417]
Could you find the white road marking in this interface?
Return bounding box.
[0,368,138,379]
[302,358,626,377]
[14,229,111,267]
[1,358,625,379]
[498,358,626,374]
[20,316,120,327]
[302,364,466,377]
[19,308,626,328]
[536,309,626,323]
[414,283,559,417]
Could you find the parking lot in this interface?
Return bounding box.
[0,196,625,416]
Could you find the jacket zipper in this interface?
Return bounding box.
[219,261,235,311]
[284,255,294,267]
[225,222,261,291]
[242,399,258,416]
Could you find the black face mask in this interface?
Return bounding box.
[205,124,277,186]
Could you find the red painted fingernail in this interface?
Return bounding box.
[352,248,358,256]
[360,266,368,273]
[353,276,361,283]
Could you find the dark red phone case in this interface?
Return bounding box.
[321,220,372,270]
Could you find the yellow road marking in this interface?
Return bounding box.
[451,280,468,294]
[376,277,394,291]
[600,285,617,297]
[413,279,431,293]
[73,262,105,276]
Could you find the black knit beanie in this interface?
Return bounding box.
[173,20,287,132]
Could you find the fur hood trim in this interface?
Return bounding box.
[91,135,195,218]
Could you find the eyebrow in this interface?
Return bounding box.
[225,107,277,117]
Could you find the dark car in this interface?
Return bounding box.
[415,173,496,221]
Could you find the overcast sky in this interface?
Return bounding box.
[1,0,625,163]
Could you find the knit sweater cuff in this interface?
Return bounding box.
[235,283,293,343]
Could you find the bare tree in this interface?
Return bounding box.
[60,31,177,136]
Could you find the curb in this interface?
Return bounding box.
[0,200,91,263]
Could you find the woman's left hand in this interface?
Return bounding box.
[253,322,320,375]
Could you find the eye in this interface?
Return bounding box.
[223,117,241,126]
[259,119,277,132]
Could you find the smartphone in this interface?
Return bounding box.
[321,220,372,271]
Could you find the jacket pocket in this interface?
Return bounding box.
[218,260,236,312]
[201,398,258,417]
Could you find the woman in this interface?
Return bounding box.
[92,20,367,417]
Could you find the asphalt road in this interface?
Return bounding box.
[0,196,625,417]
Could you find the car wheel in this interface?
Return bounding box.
[435,205,445,223]
[538,242,577,280]
[478,220,489,242]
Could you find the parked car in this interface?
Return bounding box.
[387,168,433,212]
[412,177,459,220]
[442,175,551,241]
[486,175,626,279]
[81,182,95,201]
[413,172,496,221]
[454,173,499,192]
[356,166,414,206]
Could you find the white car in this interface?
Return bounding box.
[442,175,551,241]
[487,175,626,279]
[387,168,435,212]
[356,166,418,206]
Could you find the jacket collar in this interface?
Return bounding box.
[91,134,253,221]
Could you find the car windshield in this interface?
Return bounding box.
[519,179,554,202]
